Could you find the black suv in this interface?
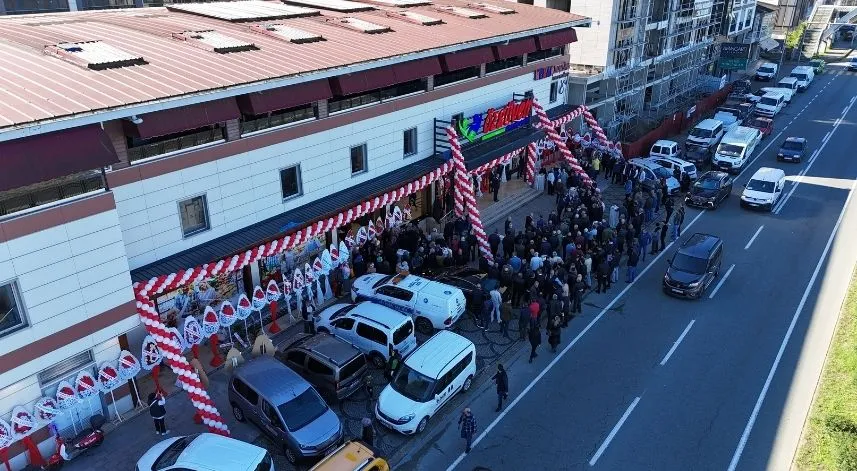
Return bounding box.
[276,333,369,401]
[685,171,733,209]
[777,137,807,163]
[663,233,723,299]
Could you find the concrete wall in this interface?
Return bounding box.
[567,0,617,68]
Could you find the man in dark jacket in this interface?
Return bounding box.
[472,289,486,329]
[518,305,530,341]
[573,274,585,314]
[626,248,639,283]
[491,364,509,412]
[596,258,611,293]
[528,324,542,363]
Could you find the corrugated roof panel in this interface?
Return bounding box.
[250,23,325,43]
[283,0,376,12]
[467,2,515,14]
[166,1,320,22]
[172,30,259,54]
[386,10,444,25]
[44,40,148,70]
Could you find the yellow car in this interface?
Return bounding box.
[309,441,389,471]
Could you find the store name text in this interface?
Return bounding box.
[457,98,533,144]
[533,62,569,80]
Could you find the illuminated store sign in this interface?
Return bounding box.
[457,98,533,144]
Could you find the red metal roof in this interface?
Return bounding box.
[0,1,586,131]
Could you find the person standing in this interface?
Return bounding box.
[480,297,493,331]
[491,170,501,202]
[573,274,585,314]
[302,302,315,334]
[518,304,530,341]
[458,408,477,454]
[148,392,168,436]
[500,300,513,339]
[491,364,509,412]
[489,287,502,324]
[361,417,375,447]
[639,228,651,262]
[528,323,542,363]
[548,316,562,353]
[659,221,668,252]
[626,248,639,283]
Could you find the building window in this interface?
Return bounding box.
[527,47,563,62]
[0,281,27,338]
[240,104,316,134]
[350,144,368,175]
[549,81,559,103]
[403,128,418,157]
[0,171,105,218]
[329,79,426,114]
[178,195,210,237]
[486,56,523,74]
[280,165,302,200]
[127,125,225,163]
[79,0,133,9]
[4,0,69,14]
[434,66,480,88]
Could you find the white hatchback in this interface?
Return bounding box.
[136,433,273,471]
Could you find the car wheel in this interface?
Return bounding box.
[416,317,434,335]
[284,447,298,464]
[416,417,429,434]
[370,352,386,369]
[317,327,330,334]
[232,403,245,422]
[462,375,473,392]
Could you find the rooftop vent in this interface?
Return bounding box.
[250,23,325,43]
[282,0,375,12]
[434,5,487,18]
[467,2,514,14]
[386,10,443,25]
[172,30,259,53]
[325,16,393,33]
[44,41,147,70]
[363,0,432,6]
[167,1,320,22]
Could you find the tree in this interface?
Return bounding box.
[786,22,807,49]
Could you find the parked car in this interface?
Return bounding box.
[849,57,857,71]
[741,167,786,211]
[712,111,741,134]
[789,66,814,91]
[743,89,767,104]
[309,440,389,471]
[313,302,417,367]
[685,119,725,149]
[646,155,698,180]
[684,171,733,209]
[712,126,762,174]
[627,158,681,194]
[761,86,794,103]
[754,62,778,81]
[809,59,825,74]
[427,267,489,312]
[350,273,467,334]
[649,139,683,160]
[754,91,786,118]
[136,433,274,471]
[276,333,370,401]
[776,137,807,163]
[728,79,752,98]
[662,233,723,299]
[683,143,714,166]
[747,116,773,139]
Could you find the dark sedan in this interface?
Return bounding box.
[777,137,807,162]
[685,171,733,209]
[683,143,713,166]
[427,267,490,312]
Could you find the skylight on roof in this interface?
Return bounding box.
[386,10,443,25]
[282,0,375,12]
[467,2,514,14]
[434,5,487,18]
[326,16,393,33]
[167,1,320,22]
[250,23,326,43]
[44,41,147,70]
[173,30,259,53]
[364,0,432,6]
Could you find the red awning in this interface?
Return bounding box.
[392,57,443,83]
[440,46,495,72]
[124,98,241,139]
[236,80,333,116]
[492,37,538,61]
[535,28,578,50]
[0,125,118,192]
[330,67,399,96]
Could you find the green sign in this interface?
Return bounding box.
[719,58,749,70]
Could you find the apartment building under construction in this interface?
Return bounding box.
[519,0,726,141]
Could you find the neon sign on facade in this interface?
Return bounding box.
[457,98,533,144]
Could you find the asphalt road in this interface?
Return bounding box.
[399,57,857,471]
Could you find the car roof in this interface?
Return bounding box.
[631,158,663,169]
[349,301,411,330]
[761,91,784,98]
[679,233,722,257]
[234,356,311,404]
[723,126,759,140]
[176,433,265,471]
[404,330,473,378]
[286,333,362,366]
[749,167,785,182]
[778,76,797,82]
[695,118,722,129]
[784,137,806,143]
[653,139,678,147]
[698,171,728,181]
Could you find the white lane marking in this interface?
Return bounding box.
[744,225,765,250]
[727,179,857,471]
[774,96,857,215]
[822,131,832,143]
[851,95,857,105]
[442,210,709,471]
[708,264,735,299]
[844,105,851,116]
[659,319,696,366]
[589,397,642,466]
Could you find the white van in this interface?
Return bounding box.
[351,273,466,334]
[712,126,762,173]
[136,433,274,471]
[776,77,799,96]
[760,86,794,104]
[649,139,682,159]
[686,119,725,148]
[741,167,786,211]
[755,92,786,117]
[789,66,814,91]
[712,111,741,134]
[375,330,476,435]
[755,62,778,81]
[646,155,698,180]
[314,302,418,366]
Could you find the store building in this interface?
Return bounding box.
[0,1,587,467]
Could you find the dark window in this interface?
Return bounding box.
[307,357,334,376]
[153,434,201,470]
[527,47,563,62]
[178,195,210,237]
[37,351,93,387]
[434,66,480,87]
[549,81,559,103]
[285,350,307,367]
[403,128,418,157]
[78,0,133,9]
[377,286,414,301]
[333,317,356,330]
[351,144,367,175]
[0,171,104,218]
[485,56,523,74]
[232,378,259,404]
[3,0,69,14]
[0,281,27,338]
[127,125,225,163]
[356,323,387,345]
[339,355,367,381]
[256,454,274,471]
[240,104,316,134]
[280,165,302,200]
[392,320,414,345]
[328,79,425,114]
[261,400,283,428]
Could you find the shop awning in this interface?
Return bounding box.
[330,67,399,96]
[461,116,544,170]
[759,37,781,52]
[0,125,118,192]
[236,80,333,116]
[492,37,539,61]
[393,57,443,83]
[535,28,578,51]
[124,98,241,139]
[440,46,495,72]
[130,156,447,283]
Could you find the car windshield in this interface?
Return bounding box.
[752,90,767,97]
[760,97,779,106]
[372,275,394,289]
[790,73,807,81]
[330,304,357,320]
[277,388,328,431]
[390,363,436,402]
[653,167,673,178]
[690,128,712,138]
[718,144,744,156]
[781,140,804,151]
[153,434,200,470]
[759,66,775,73]
[671,254,708,275]
[393,319,414,345]
[747,179,775,193]
[695,178,720,190]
